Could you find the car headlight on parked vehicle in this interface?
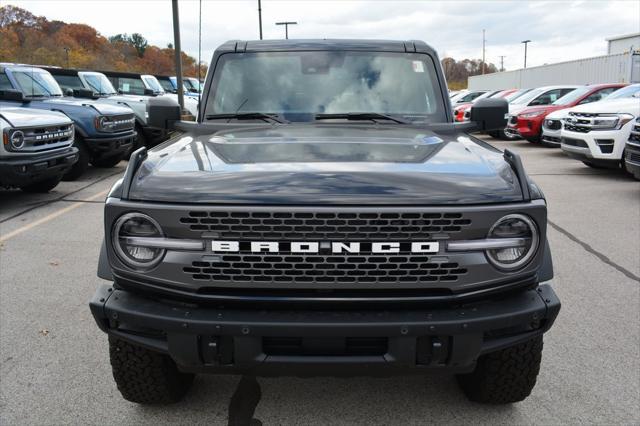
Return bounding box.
[486,214,539,271]
[520,111,546,119]
[3,129,25,150]
[112,213,165,269]
[592,113,634,130]
[95,115,122,132]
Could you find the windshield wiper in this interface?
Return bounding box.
[205,112,289,124]
[314,112,411,124]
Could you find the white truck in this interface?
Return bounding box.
[560,85,640,170]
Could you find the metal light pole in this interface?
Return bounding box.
[499,55,505,72]
[481,29,486,75]
[258,0,263,40]
[63,47,70,68]
[276,21,297,39]
[521,40,531,69]
[172,0,184,111]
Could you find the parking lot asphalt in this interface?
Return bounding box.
[0,136,638,425]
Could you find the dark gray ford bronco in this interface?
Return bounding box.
[90,39,560,405]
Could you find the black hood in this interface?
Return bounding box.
[128,124,522,205]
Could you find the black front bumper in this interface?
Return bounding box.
[90,283,560,376]
[0,147,78,187]
[624,142,640,179]
[85,130,136,158]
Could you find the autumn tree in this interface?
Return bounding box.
[0,5,206,77]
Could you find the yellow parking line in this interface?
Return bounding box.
[0,189,109,243]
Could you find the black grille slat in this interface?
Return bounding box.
[183,254,467,284]
[179,211,471,240]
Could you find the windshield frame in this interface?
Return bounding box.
[204,50,448,124]
[79,72,117,96]
[141,75,165,94]
[606,84,640,100]
[10,68,63,98]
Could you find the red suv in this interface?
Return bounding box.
[508,83,626,143]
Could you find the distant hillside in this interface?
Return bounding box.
[0,5,206,77]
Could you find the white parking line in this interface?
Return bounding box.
[0,189,108,243]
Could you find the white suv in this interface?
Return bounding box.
[560,84,640,169]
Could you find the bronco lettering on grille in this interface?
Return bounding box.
[211,241,439,254]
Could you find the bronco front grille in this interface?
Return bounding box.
[106,114,135,132]
[183,254,468,284]
[179,211,472,240]
[11,124,74,153]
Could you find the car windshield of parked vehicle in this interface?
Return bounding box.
[551,87,594,105]
[12,69,63,97]
[184,78,201,92]
[504,88,532,103]
[82,73,117,95]
[206,51,446,122]
[142,76,164,94]
[511,88,544,105]
[52,74,85,91]
[606,84,640,100]
[157,78,176,93]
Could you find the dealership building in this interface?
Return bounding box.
[468,33,640,89]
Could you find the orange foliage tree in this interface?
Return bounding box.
[0,5,207,78]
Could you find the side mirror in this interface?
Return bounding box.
[147,96,181,130]
[470,98,508,131]
[65,88,74,96]
[143,88,157,96]
[72,88,98,99]
[0,89,25,102]
[188,88,198,93]
[117,88,123,94]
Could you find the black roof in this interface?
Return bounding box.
[216,39,437,56]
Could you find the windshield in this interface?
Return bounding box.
[606,84,640,100]
[504,89,532,102]
[184,78,201,92]
[142,76,164,93]
[552,87,591,105]
[511,88,544,105]
[206,51,446,122]
[81,72,117,95]
[12,69,63,97]
[157,78,176,92]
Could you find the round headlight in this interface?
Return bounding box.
[112,213,165,269]
[486,214,538,271]
[10,130,25,150]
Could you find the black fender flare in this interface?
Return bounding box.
[97,238,113,281]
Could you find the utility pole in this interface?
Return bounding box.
[258,0,263,40]
[276,21,297,39]
[172,0,184,111]
[499,55,505,72]
[521,40,531,69]
[482,29,486,75]
[63,47,70,68]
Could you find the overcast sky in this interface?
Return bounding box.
[8,0,640,71]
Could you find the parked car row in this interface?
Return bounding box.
[454,84,640,179]
[0,63,201,192]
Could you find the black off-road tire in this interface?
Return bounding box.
[62,139,89,181]
[456,336,543,404]
[91,153,125,168]
[20,175,63,193]
[109,337,195,404]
